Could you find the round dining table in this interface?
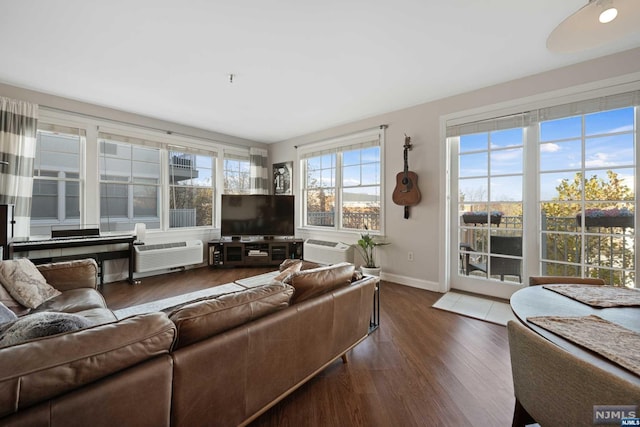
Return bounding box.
[510,285,640,385]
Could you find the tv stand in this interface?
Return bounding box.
[208,238,304,268]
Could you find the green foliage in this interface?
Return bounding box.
[354,230,389,268]
[542,170,634,218]
[541,170,634,286]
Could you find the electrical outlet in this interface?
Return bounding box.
[408,251,414,261]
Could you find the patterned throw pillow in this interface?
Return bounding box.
[0,259,61,309]
[0,282,30,316]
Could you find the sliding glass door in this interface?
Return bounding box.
[449,90,638,297]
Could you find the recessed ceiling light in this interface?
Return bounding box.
[599,7,618,23]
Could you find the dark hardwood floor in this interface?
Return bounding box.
[102,267,515,426]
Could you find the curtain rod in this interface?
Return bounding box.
[39,105,255,150]
[294,124,387,149]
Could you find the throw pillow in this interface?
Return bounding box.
[286,262,355,303]
[0,259,61,308]
[273,260,302,282]
[0,301,17,324]
[0,282,30,316]
[0,312,93,348]
[278,258,322,272]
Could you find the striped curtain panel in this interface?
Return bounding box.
[249,147,269,195]
[0,97,38,238]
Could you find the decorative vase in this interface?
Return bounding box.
[361,266,381,277]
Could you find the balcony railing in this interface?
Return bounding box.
[460,214,635,287]
[307,211,380,230]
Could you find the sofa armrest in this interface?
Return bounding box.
[36,259,98,291]
[0,312,176,418]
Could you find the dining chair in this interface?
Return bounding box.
[507,320,640,426]
[528,276,606,286]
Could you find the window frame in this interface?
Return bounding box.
[223,151,251,195]
[446,84,640,295]
[298,128,385,234]
[31,123,86,237]
[168,148,216,228]
[98,135,163,232]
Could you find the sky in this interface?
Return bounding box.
[458,107,635,204]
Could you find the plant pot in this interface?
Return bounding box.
[576,214,634,228]
[462,213,502,226]
[361,266,381,277]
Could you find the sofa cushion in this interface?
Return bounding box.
[0,312,94,348]
[168,282,294,349]
[36,258,99,291]
[0,312,176,418]
[285,262,355,303]
[0,302,17,324]
[32,288,109,314]
[0,283,30,316]
[0,259,61,308]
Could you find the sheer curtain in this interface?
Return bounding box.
[0,97,38,237]
[249,147,269,194]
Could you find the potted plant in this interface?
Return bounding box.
[354,230,389,276]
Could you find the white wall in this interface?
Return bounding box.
[270,47,640,292]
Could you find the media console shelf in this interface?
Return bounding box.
[208,238,304,268]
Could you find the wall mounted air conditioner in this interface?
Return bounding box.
[303,239,354,265]
[134,240,203,273]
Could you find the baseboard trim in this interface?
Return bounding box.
[380,272,440,292]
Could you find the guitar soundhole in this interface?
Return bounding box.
[402,177,409,185]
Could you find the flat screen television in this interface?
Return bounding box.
[221,194,295,238]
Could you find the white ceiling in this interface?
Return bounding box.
[1,0,639,143]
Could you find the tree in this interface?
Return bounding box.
[541,170,634,286]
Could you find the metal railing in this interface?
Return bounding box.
[460,214,635,286]
[170,209,196,228]
[307,211,380,230]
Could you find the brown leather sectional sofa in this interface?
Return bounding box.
[0,259,376,427]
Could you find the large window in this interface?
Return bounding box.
[539,107,635,286]
[301,129,383,232]
[31,124,84,236]
[450,90,638,291]
[223,153,250,194]
[98,133,161,232]
[169,150,215,228]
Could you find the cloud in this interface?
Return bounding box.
[540,143,560,153]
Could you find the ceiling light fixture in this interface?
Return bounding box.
[599,6,618,23]
[547,0,640,53]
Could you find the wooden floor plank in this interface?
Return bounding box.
[102,266,515,426]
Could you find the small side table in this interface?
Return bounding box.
[369,277,381,333]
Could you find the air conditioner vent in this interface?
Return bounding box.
[303,239,353,265]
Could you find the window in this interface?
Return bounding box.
[169,150,215,228]
[223,153,250,194]
[98,133,161,232]
[300,129,383,232]
[539,107,635,286]
[31,124,84,236]
[449,89,639,291]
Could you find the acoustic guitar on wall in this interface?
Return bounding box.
[392,134,421,219]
